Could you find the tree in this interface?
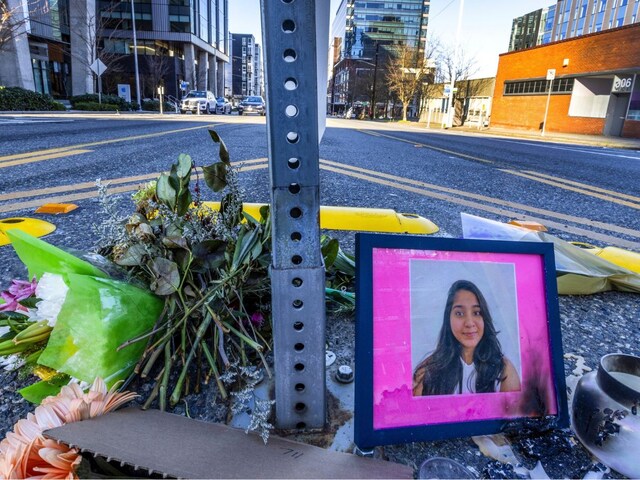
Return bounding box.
[385,38,439,121]
[67,0,127,95]
[144,53,172,98]
[437,44,480,126]
[0,0,39,53]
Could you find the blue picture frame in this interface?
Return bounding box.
[354,233,568,449]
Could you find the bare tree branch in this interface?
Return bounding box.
[385,38,439,121]
[0,0,42,53]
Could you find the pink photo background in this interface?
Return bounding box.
[372,248,558,430]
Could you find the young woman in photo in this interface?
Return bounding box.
[413,279,521,396]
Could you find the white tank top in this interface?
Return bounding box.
[454,358,499,394]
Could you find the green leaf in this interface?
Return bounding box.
[156,173,177,210]
[0,310,31,324]
[232,227,261,270]
[19,377,69,404]
[208,130,230,165]
[321,238,340,269]
[149,258,181,296]
[175,188,192,217]
[176,154,193,178]
[202,162,228,192]
[259,205,270,221]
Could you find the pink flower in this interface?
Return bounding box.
[0,292,27,313]
[8,278,37,302]
[250,311,264,327]
[0,378,137,479]
[0,278,36,313]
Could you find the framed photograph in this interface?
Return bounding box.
[354,234,568,448]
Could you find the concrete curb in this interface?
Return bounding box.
[363,119,640,150]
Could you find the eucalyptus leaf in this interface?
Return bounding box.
[208,130,230,165]
[149,257,181,295]
[156,173,177,210]
[163,236,189,249]
[176,153,193,178]
[203,162,228,192]
[115,243,148,266]
[175,188,192,217]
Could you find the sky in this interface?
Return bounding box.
[228,0,555,78]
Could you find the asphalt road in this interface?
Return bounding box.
[1,113,639,261]
[1,113,639,477]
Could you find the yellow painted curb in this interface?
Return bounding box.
[202,202,439,234]
[571,242,640,274]
[0,217,56,246]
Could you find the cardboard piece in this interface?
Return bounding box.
[44,408,413,479]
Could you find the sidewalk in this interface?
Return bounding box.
[405,120,640,150]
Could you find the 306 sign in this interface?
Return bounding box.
[612,75,634,93]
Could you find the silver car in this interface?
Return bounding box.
[215,97,232,114]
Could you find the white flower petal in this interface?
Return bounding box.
[33,274,69,328]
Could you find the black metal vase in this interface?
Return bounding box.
[572,353,640,478]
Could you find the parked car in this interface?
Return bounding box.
[238,96,266,116]
[180,90,216,114]
[215,97,231,114]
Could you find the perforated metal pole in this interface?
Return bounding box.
[261,1,326,429]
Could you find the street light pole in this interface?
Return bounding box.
[446,0,464,128]
[131,0,142,111]
[369,42,379,120]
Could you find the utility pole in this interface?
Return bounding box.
[131,0,142,111]
[446,0,464,128]
[369,42,379,120]
[542,68,555,136]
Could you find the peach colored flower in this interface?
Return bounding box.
[0,377,137,479]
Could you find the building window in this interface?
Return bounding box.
[627,77,640,120]
[504,78,575,95]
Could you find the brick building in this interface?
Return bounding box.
[491,23,640,138]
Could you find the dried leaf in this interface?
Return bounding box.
[149,258,181,295]
[115,243,148,266]
[162,236,189,249]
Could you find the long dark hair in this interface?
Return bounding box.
[414,280,504,395]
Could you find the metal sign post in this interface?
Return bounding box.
[90,59,107,104]
[542,68,555,136]
[157,86,164,114]
[260,0,329,429]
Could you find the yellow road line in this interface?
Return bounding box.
[501,169,640,210]
[0,157,268,202]
[358,129,638,210]
[0,146,84,161]
[522,170,640,203]
[0,161,268,214]
[319,159,640,243]
[319,162,640,249]
[358,129,495,164]
[0,150,94,169]
[0,124,219,164]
